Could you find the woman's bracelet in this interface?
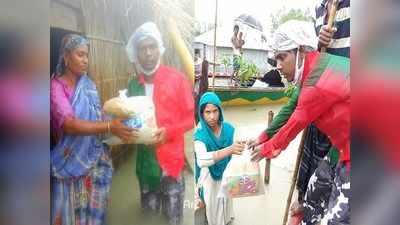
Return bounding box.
[107,121,111,134]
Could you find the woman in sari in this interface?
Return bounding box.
[194,92,245,225]
[50,34,134,225]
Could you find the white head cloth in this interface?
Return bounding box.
[270,20,318,52]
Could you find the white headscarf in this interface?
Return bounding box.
[270,20,318,84]
[126,22,165,75]
[270,20,318,53]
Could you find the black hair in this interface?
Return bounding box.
[261,69,284,87]
[267,58,277,67]
[56,34,89,75]
[199,102,222,122]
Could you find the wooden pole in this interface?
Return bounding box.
[212,0,218,91]
[264,111,274,184]
[281,129,308,225]
[321,0,338,53]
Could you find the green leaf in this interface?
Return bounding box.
[237,57,259,84]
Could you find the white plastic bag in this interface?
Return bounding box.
[103,89,138,118]
[103,90,157,145]
[218,146,265,198]
[252,79,270,88]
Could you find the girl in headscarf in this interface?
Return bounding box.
[194,92,245,225]
[50,34,134,225]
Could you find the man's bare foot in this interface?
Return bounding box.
[290,200,304,216]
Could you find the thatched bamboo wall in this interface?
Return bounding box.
[80,0,131,103]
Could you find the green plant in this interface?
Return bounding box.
[220,55,231,75]
[237,57,259,83]
[271,7,313,32]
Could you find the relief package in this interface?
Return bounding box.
[103,90,157,145]
[218,146,265,198]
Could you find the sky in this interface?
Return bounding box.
[195,0,317,34]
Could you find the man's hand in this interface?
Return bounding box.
[123,128,140,144]
[246,138,259,150]
[318,25,337,48]
[251,145,264,162]
[153,127,167,145]
[251,143,282,162]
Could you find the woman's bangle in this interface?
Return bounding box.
[107,121,111,134]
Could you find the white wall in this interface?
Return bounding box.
[199,45,272,75]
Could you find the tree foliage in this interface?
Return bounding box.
[271,7,314,31]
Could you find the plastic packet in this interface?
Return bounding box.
[103,90,157,145]
[218,145,265,198]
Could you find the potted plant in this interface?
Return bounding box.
[237,57,259,87]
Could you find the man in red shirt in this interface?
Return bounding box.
[251,20,350,225]
[126,22,194,225]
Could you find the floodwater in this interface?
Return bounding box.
[106,132,195,225]
[107,104,301,225]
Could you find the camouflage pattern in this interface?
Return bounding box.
[301,157,334,225]
[321,162,350,225]
[301,160,350,225]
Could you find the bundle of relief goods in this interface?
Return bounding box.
[218,146,265,198]
[103,90,157,145]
